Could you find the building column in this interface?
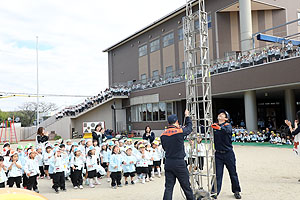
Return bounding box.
[284,89,296,121]
[239,0,253,52]
[244,90,258,131]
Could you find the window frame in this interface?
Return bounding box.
[138,44,148,57]
[150,39,160,53]
[141,74,147,84]
[165,66,173,78]
[178,28,184,41]
[163,32,174,47]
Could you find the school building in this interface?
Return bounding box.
[102,0,300,134]
[25,0,300,140]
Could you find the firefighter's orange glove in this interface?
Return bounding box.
[211,123,221,130]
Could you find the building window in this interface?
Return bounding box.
[137,105,142,121]
[131,106,137,122]
[166,103,173,117]
[163,32,174,47]
[153,103,159,121]
[166,66,173,78]
[130,102,172,122]
[181,62,185,75]
[141,74,147,83]
[139,45,147,57]
[159,102,166,120]
[195,20,199,30]
[142,104,147,121]
[152,70,159,81]
[147,103,152,121]
[178,28,183,41]
[150,39,160,52]
[208,13,212,28]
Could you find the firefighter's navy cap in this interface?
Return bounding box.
[168,114,178,124]
[217,109,230,119]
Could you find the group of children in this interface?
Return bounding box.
[232,128,293,145]
[0,137,165,193]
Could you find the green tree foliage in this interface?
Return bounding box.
[0,102,58,127]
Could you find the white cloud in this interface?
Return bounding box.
[0,0,185,111]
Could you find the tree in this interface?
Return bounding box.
[17,102,58,127]
[0,110,9,122]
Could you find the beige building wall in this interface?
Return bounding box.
[178,40,184,69]
[138,55,148,80]
[264,10,273,35]
[163,44,175,72]
[230,11,240,52]
[208,29,214,61]
[149,50,161,76]
[252,11,259,49]
[72,99,126,135]
[45,117,72,140]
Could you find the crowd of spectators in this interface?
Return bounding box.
[232,126,293,145]
[55,87,130,120]
[55,42,300,122]
[127,42,300,92]
[210,42,299,74]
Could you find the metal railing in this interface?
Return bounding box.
[112,43,300,92]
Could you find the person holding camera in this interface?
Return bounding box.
[143,126,155,144]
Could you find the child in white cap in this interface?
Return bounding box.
[86,146,100,187]
[122,146,136,185]
[152,141,162,177]
[135,144,150,184]
[24,149,40,192]
[0,156,7,188]
[7,151,23,188]
[109,145,123,189]
[51,147,66,193]
[70,147,85,189]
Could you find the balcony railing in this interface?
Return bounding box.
[112,43,300,92]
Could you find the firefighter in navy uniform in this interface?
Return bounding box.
[160,110,194,200]
[211,109,242,199]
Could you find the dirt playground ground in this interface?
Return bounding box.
[3,142,300,200]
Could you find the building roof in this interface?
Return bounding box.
[103,0,198,52]
[103,0,283,53]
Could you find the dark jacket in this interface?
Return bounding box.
[213,122,233,152]
[36,135,48,144]
[143,132,155,144]
[92,131,106,146]
[160,117,193,160]
[291,124,300,136]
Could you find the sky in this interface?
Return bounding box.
[0,0,185,112]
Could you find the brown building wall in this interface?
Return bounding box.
[138,54,148,79]
[149,49,161,76]
[107,0,296,86]
[217,12,232,58]
[130,57,300,101]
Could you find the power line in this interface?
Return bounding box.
[0,91,91,98]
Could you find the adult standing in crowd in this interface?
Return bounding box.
[143,126,155,144]
[160,110,194,200]
[211,109,241,199]
[285,111,300,181]
[92,123,106,146]
[36,127,49,150]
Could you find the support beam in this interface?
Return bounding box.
[244,90,258,131]
[284,89,296,122]
[239,0,253,52]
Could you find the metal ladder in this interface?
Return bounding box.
[183,0,217,199]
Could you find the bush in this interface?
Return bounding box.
[54,135,62,140]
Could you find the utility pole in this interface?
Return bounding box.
[36,36,39,128]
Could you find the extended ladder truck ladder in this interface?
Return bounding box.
[183,0,217,199]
